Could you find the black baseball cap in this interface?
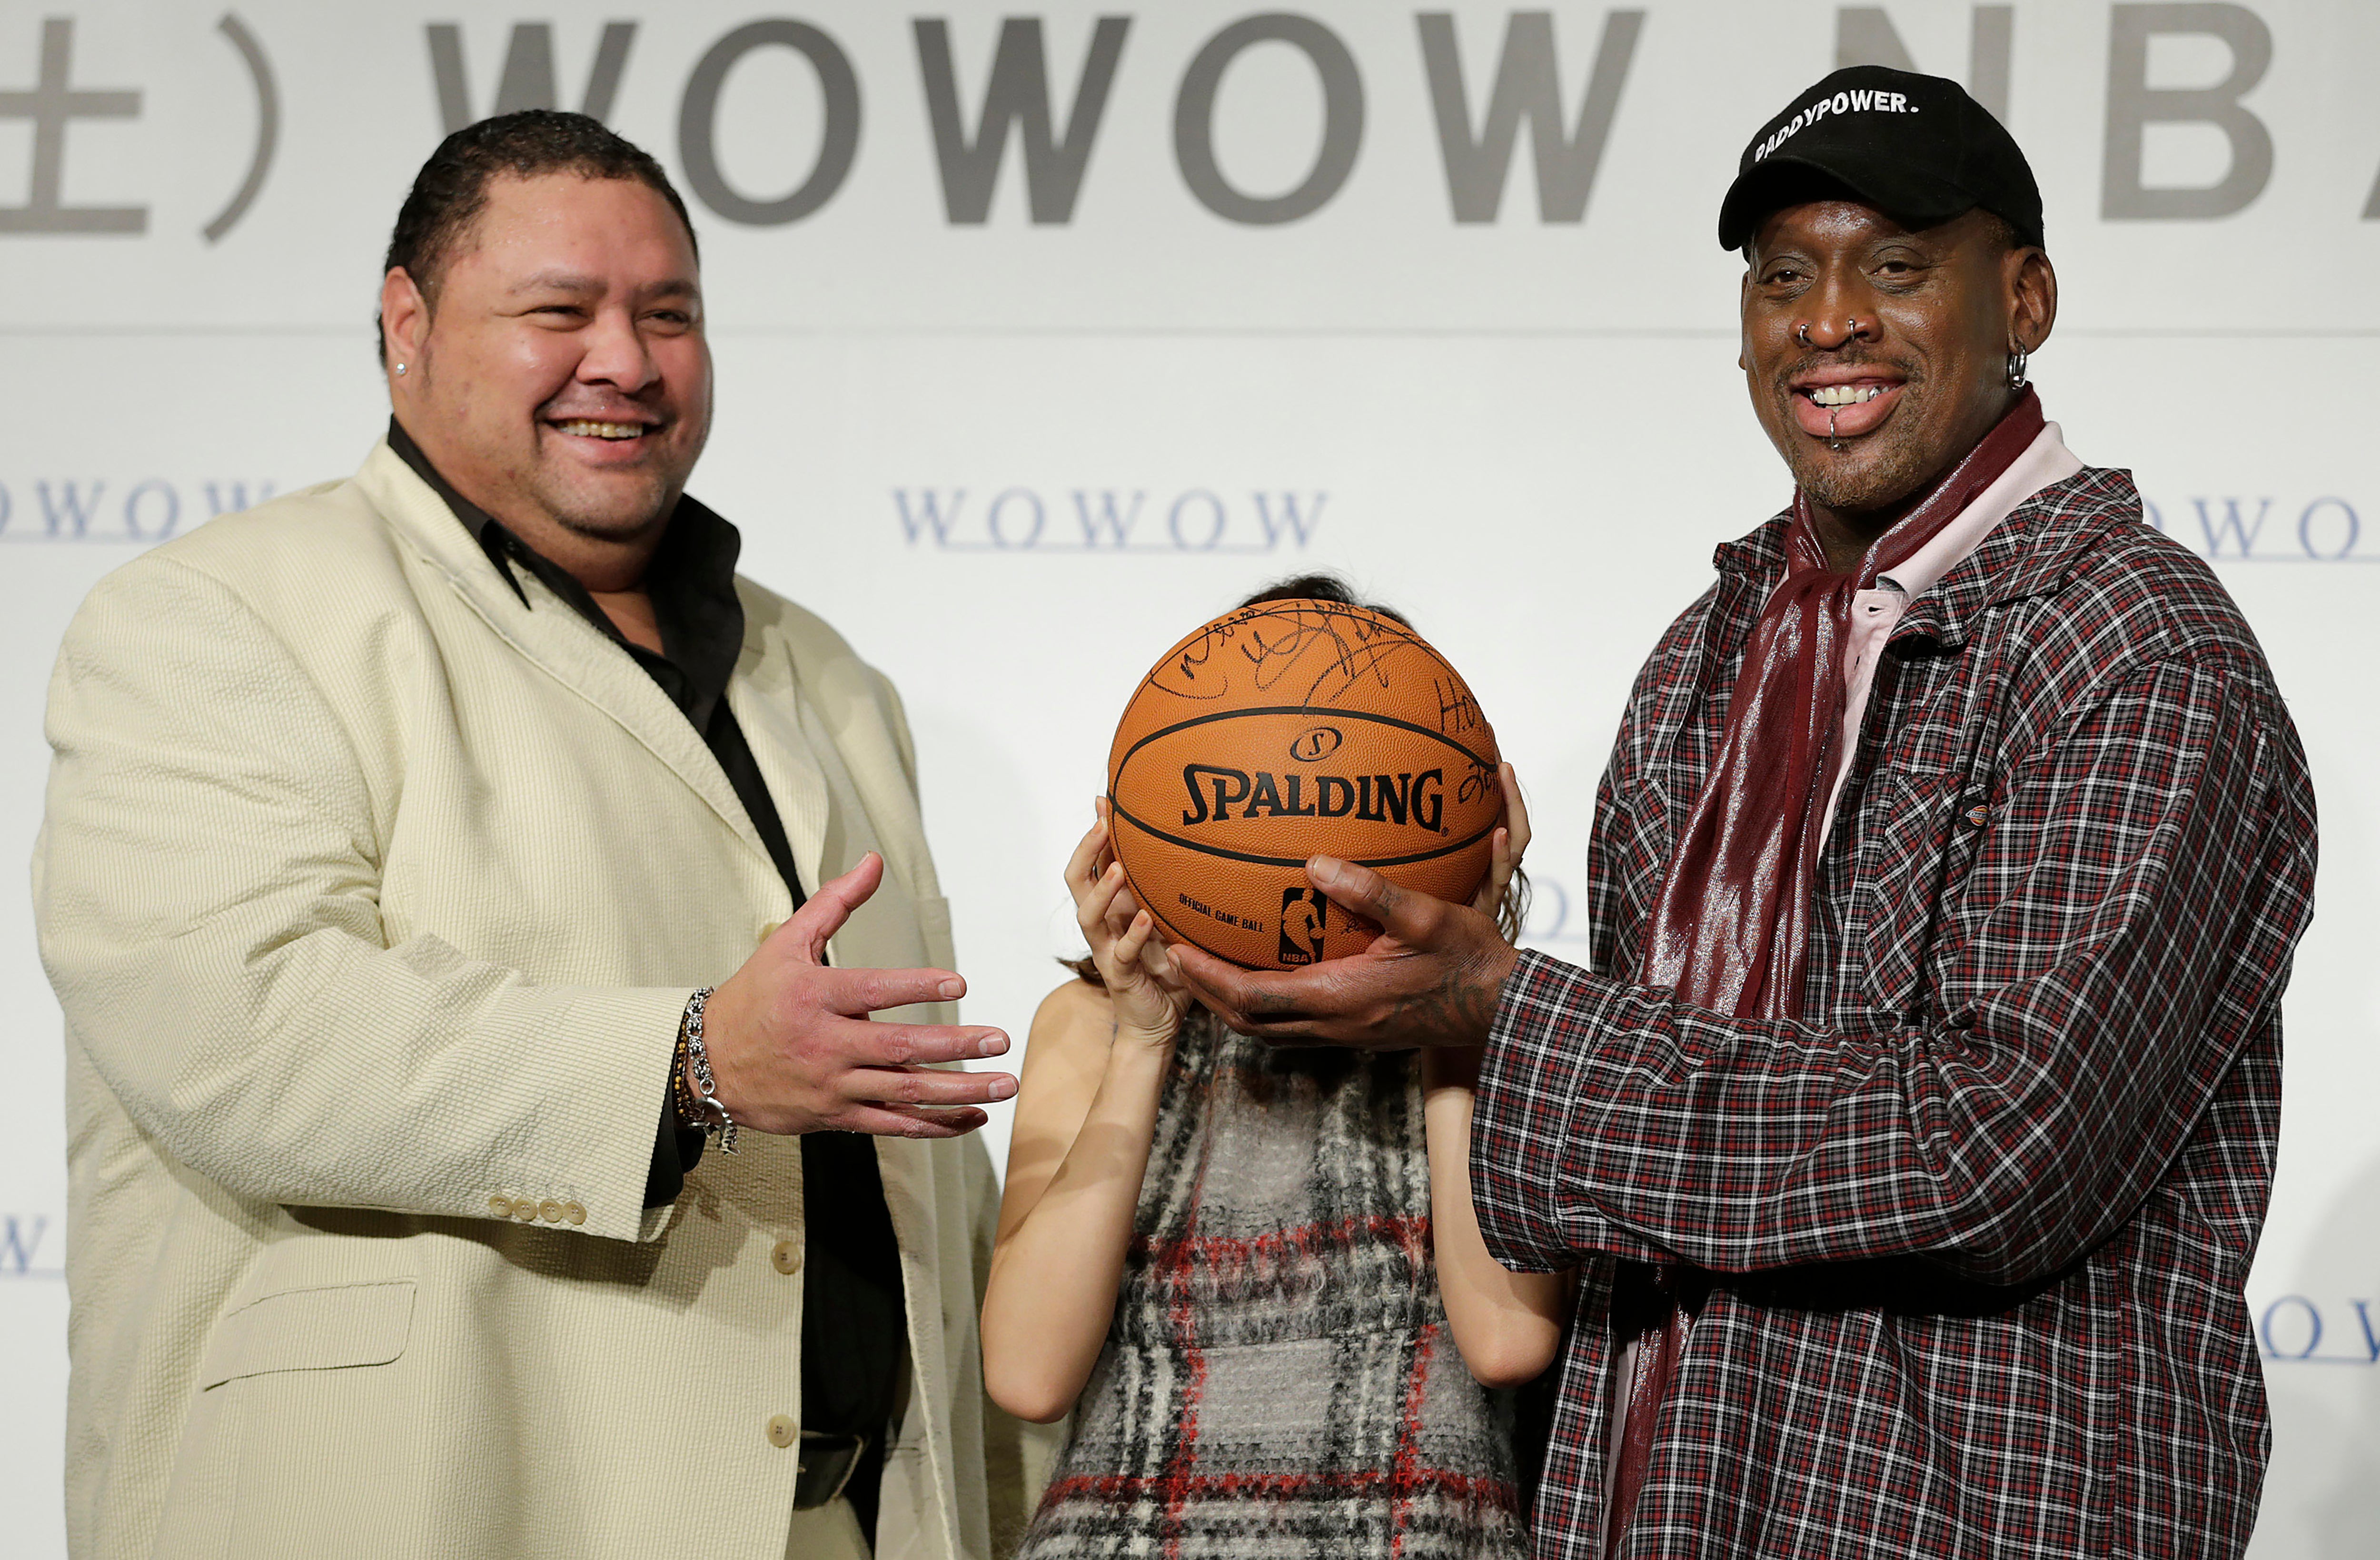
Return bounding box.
[1716,66,2043,252]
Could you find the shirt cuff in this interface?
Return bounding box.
[1469,948,1628,1271]
[642,1076,707,1209]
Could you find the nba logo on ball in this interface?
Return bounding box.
[1279,887,1328,965]
[1107,600,1501,969]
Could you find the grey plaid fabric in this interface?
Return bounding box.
[1470,467,2318,1559]
[1020,1014,1529,1558]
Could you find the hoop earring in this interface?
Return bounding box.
[2006,350,2029,390]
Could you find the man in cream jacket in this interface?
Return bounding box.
[35,112,1033,1559]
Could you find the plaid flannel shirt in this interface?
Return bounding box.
[1472,466,2317,1560]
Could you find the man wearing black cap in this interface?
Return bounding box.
[1171,67,2317,1559]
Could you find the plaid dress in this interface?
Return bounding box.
[1019,1013,1531,1559]
[1470,467,2318,1559]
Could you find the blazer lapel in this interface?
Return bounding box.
[725,631,832,898]
[354,443,777,877]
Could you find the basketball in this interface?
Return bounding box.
[1106,599,1502,970]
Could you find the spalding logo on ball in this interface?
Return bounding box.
[1107,599,1500,969]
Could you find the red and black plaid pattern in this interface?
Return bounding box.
[1022,1017,1529,1558]
[1472,467,2317,1560]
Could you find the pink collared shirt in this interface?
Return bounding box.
[1814,422,2084,848]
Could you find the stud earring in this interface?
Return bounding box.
[2006,349,2029,390]
[395,363,407,376]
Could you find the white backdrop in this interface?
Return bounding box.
[3,2,2376,1553]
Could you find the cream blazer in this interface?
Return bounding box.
[35,444,1035,1560]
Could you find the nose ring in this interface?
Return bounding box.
[1846,316,1864,335]
[1795,323,1811,347]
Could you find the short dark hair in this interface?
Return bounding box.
[377,109,699,364]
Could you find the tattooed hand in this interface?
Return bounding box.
[1166,850,1521,1049]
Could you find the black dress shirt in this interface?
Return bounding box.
[389,421,902,1537]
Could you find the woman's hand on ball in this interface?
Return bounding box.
[1469,762,1531,922]
[1066,805,1192,1046]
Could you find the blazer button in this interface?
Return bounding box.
[564,1202,587,1225]
[487,1195,514,1218]
[539,1200,565,1223]
[765,1414,797,1449]
[772,1240,801,1275]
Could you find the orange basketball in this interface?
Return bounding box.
[1107,599,1501,969]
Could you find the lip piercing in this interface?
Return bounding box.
[1828,408,1843,453]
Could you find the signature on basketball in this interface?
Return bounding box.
[1146,603,1410,705]
[1433,676,1485,737]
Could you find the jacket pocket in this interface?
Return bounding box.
[199,1280,416,1389]
[1856,766,1974,1013]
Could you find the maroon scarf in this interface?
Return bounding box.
[1604,389,2045,1548]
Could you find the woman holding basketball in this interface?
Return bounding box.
[981,583,1568,1560]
